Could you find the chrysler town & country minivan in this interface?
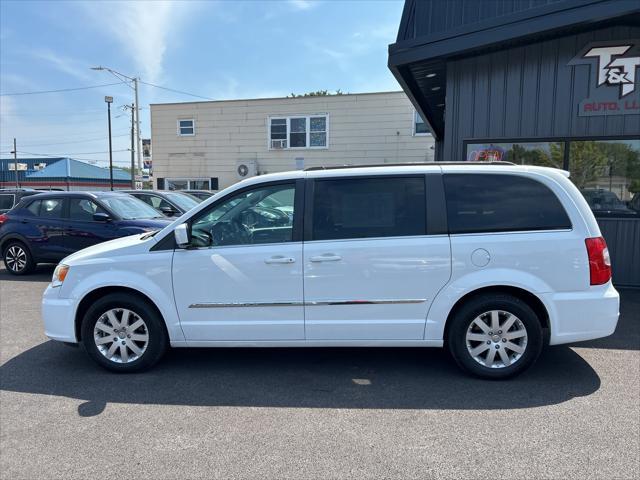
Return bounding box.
[41,163,619,379]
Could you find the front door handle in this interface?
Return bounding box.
[310,254,342,262]
[265,255,295,264]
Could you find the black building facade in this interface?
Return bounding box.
[389,0,640,286]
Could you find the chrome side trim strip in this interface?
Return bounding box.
[188,299,426,308]
[189,302,304,308]
[306,299,426,306]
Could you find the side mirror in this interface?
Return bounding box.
[174,223,190,248]
[161,206,177,217]
[93,212,111,222]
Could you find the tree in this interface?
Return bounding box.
[289,89,344,98]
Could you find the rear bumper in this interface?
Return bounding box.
[544,283,620,345]
[42,284,77,343]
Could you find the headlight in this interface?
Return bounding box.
[51,264,69,288]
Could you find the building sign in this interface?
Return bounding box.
[569,40,640,117]
[467,145,505,162]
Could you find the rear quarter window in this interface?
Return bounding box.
[0,194,15,210]
[443,174,572,234]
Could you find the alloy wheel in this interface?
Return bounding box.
[5,245,27,273]
[465,310,528,368]
[93,308,149,364]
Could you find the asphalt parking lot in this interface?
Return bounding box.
[1,265,639,479]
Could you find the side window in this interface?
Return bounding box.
[443,174,572,234]
[312,177,426,241]
[190,183,296,247]
[38,199,64,219]
[136,194,156,208]
[68,198,107,221]
[26,200,41,216]
[0,194,15,210]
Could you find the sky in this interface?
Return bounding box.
[0,0,405,168]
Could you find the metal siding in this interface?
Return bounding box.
[444,23,640,162]
[402,0,568,40]
[598,218,640,287]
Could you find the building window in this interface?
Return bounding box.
[269,115,328,149]
[177,119,195,136]
[465,139,640,217]
[165,178,211,190]
[414,111,429,135]
[466,142,564,167]
[568,139,639,215]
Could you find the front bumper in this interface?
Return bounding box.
[42,284,77,343]
[544,282,620,345]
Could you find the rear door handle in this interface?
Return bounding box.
[265,255,295,264]
[310,254,342,262]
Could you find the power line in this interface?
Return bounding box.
[0,128,130,146]
[139,80,214,100]
[14,134,130,148]
[18,149,130,157]
[0,82,126,96]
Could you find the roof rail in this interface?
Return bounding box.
[304,161,515,171]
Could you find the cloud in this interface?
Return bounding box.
[79,1,196,83]
[29,49,92,82]
[288,0,318,11]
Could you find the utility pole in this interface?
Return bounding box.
[11,138,18,188]
[105,96,114,191]
[134,77,142,174]
[90,66,142,180]
[130,103,135,188]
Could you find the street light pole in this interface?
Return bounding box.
[105,96,114,191]
[91,66,142,180]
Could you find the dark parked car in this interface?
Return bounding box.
[183,190,215,201]
[122,190,200,217]
[581,188,638,216]
[0,191,171,275]
[0,188,43,213]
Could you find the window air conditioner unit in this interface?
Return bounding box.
[271,139,286,149]
[236,160,257,179]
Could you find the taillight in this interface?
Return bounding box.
[585,236,611,285]
[0,214,7,225]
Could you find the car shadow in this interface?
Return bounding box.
[0,342,600,417]
[0,264,55,282]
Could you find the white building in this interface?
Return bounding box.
[150,91,435,191]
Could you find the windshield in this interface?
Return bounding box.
[100,196,163,219]
[166,192,200,210]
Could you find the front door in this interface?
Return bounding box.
[64,197,118,252]
[303,175,451,340]
[172,181,304,341]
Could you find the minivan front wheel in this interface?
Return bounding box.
[3,241,35,275]
[447,294,543,379]
[81,293,168,372]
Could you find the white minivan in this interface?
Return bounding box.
[42,163,619,379]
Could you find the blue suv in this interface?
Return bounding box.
[0,191,171,275]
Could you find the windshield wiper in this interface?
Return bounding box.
[140,230,158,240]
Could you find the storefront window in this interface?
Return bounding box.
[466,142,564,168]
[568,139,640,215]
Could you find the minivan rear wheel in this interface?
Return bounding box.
[81,293,168,373]
[447,294,543,379]
[3,241,35,275]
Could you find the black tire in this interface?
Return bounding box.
[447,293,543,380]
[81,293,168,373]
[2,240,36,275]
